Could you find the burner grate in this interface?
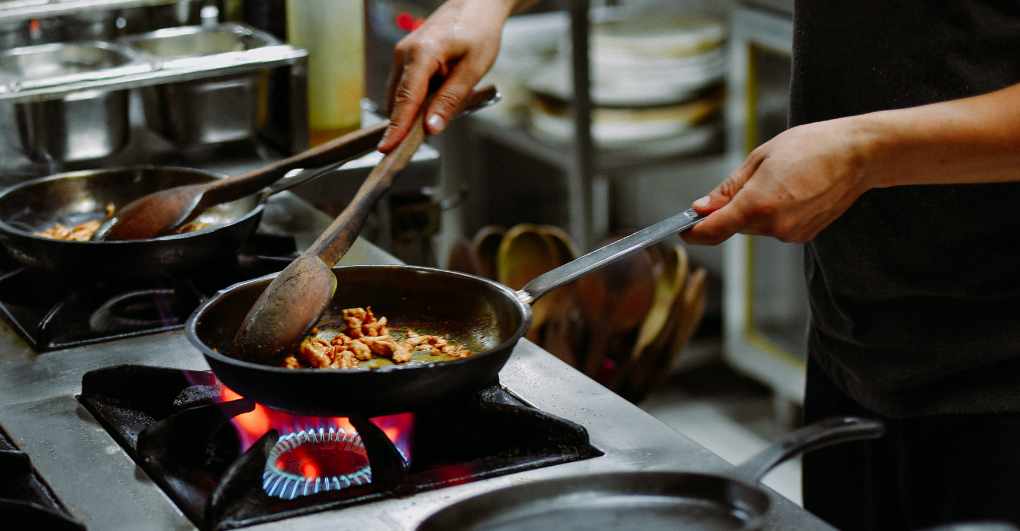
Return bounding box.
[78,364,602,530]
[0,426,85,530]
[0,234,296,351]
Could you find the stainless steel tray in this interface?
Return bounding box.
[0,22,306,102]
[0,40,143,162]
[0,0,176,23]
[122,23,281,148]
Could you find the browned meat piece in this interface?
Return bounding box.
[364,316,388,337]
[36,220,103,241]
[362,336,412,363]
[298,336,334,368]
[331,350,360,369]
[280,308,471,368]
[176,220,209,234]
[348,339,373,361]
[343,315,364,338]
[441,344,473,359]
[342,308,367,321]
[104,202,116,218]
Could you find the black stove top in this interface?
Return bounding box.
[0,426,84,530]
[78,364,602,531]
[0,233,296,352]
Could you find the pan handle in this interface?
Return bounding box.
[515,208,703,304]
[733,416,885,483]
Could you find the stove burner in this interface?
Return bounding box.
[78,365,602,530]
[0,234,296,351]
[263,427,372,500]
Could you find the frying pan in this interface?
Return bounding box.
[416,416,885,531]
[0,164,346,277]
[186,208,704,416]
[0,87,500,277]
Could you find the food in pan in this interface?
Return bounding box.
[281,307,473,369]
[33,202,209,241]
[35,219,105,241]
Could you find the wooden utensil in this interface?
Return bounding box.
[97,124,387,241]
[232,86,500,362]
[232,114,427,363]
[446,238,482,275]
[612,242,689,390]
[535,225,580,364]
[626,267,707,400]
[472,225,506,280]
[576,242,656,379]
[100,86,499,241]
[497,224,560,341]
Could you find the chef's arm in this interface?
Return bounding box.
[377,0,536,153]
[857,82,1020,187]
[683,82,1020,245]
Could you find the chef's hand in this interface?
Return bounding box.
[378,0,518,153]
[684,117,875,245]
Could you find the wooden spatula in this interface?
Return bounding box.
[99,86,499,242]
[232,86,499,363]
[95,124,388,241]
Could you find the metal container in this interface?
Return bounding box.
[0,19,28,49]
[0,41,137,163]
[59,10,120,41]
[123,24,276,148]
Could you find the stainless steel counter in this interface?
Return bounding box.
[0,194,830,531]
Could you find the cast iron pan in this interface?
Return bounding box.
[0,122,390,277]
[186,209,704,416]
[416,417,885,531]
[0,166,262,277]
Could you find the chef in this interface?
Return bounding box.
[378,1,1020,528]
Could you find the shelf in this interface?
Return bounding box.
[467,113,725,175]
[0,0,176,23]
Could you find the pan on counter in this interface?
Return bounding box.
[418,416,885,531]
[187,208,704,416]
[0,165,349,277]
[0,87,500,278]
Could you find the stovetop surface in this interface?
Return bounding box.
[0,197,830,531]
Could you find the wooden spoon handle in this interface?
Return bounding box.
[308,112,427,266]
[203,122,389,205]
[201,84,498,208]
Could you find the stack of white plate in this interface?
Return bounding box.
[527,14,726,154]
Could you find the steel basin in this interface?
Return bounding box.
[123,24,275,148]
[0,41,135,163]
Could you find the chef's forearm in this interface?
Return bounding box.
[853,82,1020,188]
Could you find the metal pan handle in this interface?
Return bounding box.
[734,416,885,483]
[516,208,703,304]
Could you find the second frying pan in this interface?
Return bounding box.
[417,417,885,531]
[0,165,343,277]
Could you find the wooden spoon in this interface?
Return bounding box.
[612,242,688,390]
[232,87,499,363]
[471,225,506,280]
[97,124,386,241]
[576,242,656,379]
[99,86,499,241]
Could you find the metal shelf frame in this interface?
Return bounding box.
[0,0,176,23]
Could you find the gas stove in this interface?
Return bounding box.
[0,194,830,530]
[78,364,600,530]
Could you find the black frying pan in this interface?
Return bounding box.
[0,164,356,277]
[186,208,704,416]
[417,417,885,531]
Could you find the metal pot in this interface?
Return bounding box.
[123,24,276,148]
[0,41,136,163]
